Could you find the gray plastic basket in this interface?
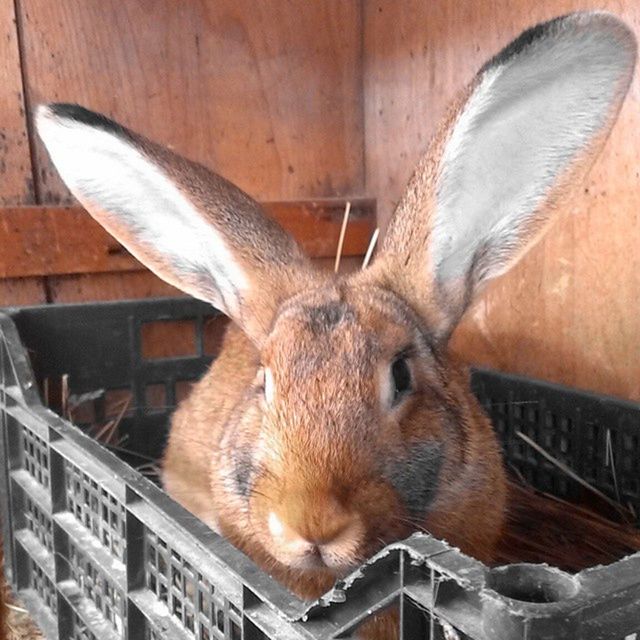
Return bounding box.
[1,298,639,640]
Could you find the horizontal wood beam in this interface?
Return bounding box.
[0,199,375,278]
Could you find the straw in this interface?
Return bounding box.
[515,430,630,516]
[334,201,351,273]
[361,228,380,270]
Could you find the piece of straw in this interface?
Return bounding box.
[334,201,351,273]
[361,228,380,270]
[515,430,630,515]
[61,374,69,419]
[605,428,621,504]
[94,396,132,445]
[5,604,27,615]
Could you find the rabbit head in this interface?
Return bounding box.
[37,11,635,586]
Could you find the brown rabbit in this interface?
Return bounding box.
[37,11,635,639]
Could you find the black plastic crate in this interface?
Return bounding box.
[1,298,639,640]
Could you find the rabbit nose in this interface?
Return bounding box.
[267,505,364,571]
[268,508,362,553]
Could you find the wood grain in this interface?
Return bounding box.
[16,0,365,304]
[0,278,46,306]
[48,270,183,304]
[0,1,46,306]
[47,258,364,304]
[364,1,640,399]
[0,199,375,278]
[0,1,34,205]
[18,0,364,204]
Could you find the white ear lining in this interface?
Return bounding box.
[37,108,247,316]
[432,16,635,288]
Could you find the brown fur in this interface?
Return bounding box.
[160,15,634,639]
[36,13,636,640]
[165,284,507,603]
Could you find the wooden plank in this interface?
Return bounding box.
[260,199,376,261]
[48,258,362,304]
[48,271,183,303]
[18,0,364,205]
[0,278,46,306]
[0,199,375,278]
[0,0,34,204]
[0,206,134,278]
[0,2,45,306]
[364,1,640,400]
[0,0,41,308]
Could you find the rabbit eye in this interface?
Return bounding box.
[391,357,412,405]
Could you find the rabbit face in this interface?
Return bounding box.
[213,282,500,575]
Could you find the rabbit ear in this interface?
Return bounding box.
[368,12,636,341]
[37,103,317,344]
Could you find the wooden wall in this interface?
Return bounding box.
[0,0,365,304]
[364,1,640,400]
[1,1,639,401]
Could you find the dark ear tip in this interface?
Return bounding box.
[37,102,127,137]
[481,11,637,75]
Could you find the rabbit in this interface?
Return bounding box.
[36,10,635,639]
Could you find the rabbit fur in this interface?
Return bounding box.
[36,11,636,639]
